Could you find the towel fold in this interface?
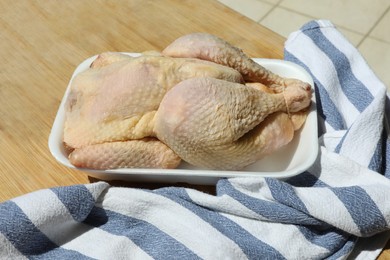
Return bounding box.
[1,20,390,259]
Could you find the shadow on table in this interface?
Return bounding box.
[88,176,216,195]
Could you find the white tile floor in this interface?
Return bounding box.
[219,0,390,91]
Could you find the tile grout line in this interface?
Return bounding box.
[233,0,390,46]
[267,5,366,36]
[269,5,318,22]
[368,36,390,45]
[357,6,390,48]
[257,0,283,23]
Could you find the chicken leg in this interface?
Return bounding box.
[153,77,311,170]
[162,33,310,92]
[69,138,181,170]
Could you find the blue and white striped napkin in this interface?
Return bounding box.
[1,20,390,259]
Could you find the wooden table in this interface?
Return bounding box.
[1,0,388,257]
[0,0,284,201]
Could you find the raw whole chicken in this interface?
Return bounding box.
[64,33,312,170]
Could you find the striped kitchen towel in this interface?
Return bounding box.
[1,20,390,259]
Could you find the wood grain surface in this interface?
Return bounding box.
[1,0,388,257]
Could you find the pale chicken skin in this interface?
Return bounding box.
[162,33,311,92]
[69,138,181,170]
[154,77,311,170]
[65,53,243,169]
[63,33,312,170]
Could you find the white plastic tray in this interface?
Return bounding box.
[48,53,318,185]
